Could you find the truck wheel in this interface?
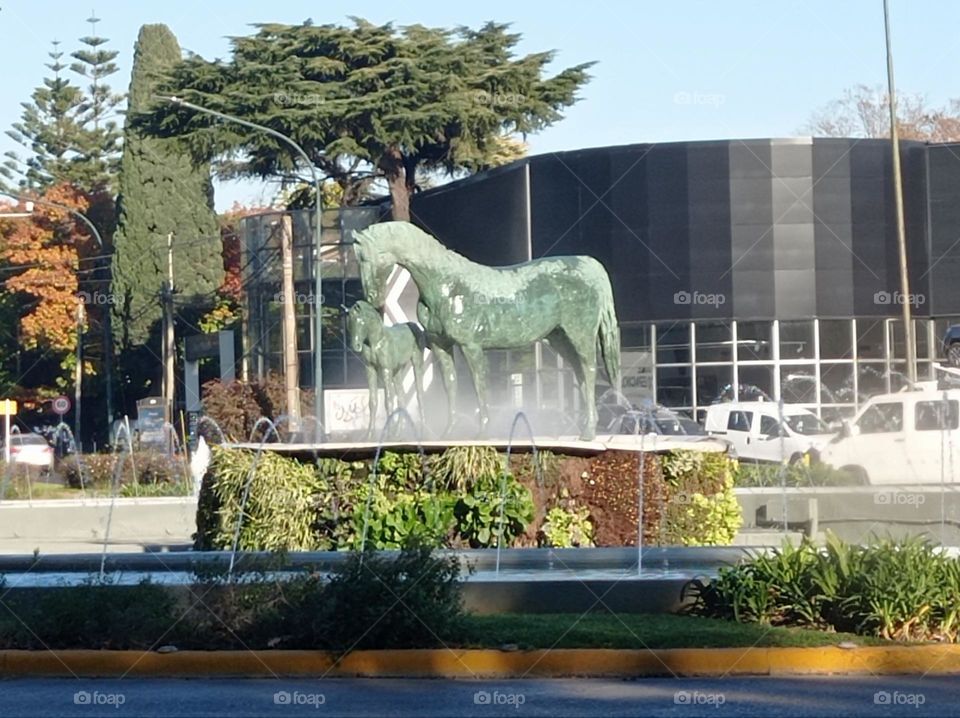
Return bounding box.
[949,342,960,368]
[841,465,869,485]
[788,452,804,465]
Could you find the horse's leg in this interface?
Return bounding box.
[563,329,599,441]
[546,330,594,439]
[411,349,427,432]
[459,342,489,437]
[431,341,458,435]
[365,364,379,440]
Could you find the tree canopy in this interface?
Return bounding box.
[805,84,960,142]
[137,19,593,220]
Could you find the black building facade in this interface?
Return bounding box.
[241,138,960,425]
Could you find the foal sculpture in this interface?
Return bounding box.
[353,222,621,440]
[346,300,427,438]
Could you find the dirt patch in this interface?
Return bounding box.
[580,450,667,546]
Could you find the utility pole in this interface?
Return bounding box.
[74,301,84,451]
[280,216,302,430]
[163,233,176,422]
[884,0,917,385]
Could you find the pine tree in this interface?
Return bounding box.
[138,19,592,220]
[3,41,84,190]
[69,13,123,193]
[112,23,222,355]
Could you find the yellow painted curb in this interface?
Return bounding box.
[1,646,960,678]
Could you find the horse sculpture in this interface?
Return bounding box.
[353,222,621,440]
[346,300,427,438]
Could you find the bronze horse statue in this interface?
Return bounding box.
[346,300,427,438]
[353,222,620,440]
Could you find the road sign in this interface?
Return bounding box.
[52,396,71,416]
[0,399,17,416]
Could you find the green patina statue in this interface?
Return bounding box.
[353,222,621,440]
[346,300,427,438]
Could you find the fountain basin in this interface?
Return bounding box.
[0,547,744,613]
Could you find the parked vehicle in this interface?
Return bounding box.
[944,324,960,367]
[703,401,834,464]
[819,387,960,484]
[1,432,54,472]
[609,406,707,437]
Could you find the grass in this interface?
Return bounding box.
[459,612,891,649]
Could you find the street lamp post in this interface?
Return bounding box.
[0,192,110,451]
[159,96,325,440]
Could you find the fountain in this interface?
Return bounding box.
[226,416,287,580]
[359,407,424,557]
[496,412,540,575]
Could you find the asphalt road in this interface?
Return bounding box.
[0,676,957,717]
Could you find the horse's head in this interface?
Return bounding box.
[353,224,399,308]
[346,300,380,353]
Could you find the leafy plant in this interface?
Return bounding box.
[431,446,503,492]
[686,534,960,642]
[539,504,594,548]
[453,471,534,548]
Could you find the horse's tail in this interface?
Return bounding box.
[597,281,621,391]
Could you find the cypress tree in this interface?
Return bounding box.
[112,23,222,351]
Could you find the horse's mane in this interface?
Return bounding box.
[364,222,475,271]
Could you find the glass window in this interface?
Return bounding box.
[619,415,638,435]
[856,364,890,401]
[695,321,732,362]
[656,365,692,407]
[738,365,774,401]
[820,363,855,404]
[780,321,814,360]
[780,366,817,404]
[857,402,903,434]
[820,319,853,360]
[915,400,959,431]
[696,365,732,407]
[856,320,885,359]
[727,410,753,432]
[738,321,772,361]
[759,415,780,436]
[621,324,651,350]
[656,323,690,364]
[784,413,829,435]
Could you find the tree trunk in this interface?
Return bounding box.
[381,148,412,222]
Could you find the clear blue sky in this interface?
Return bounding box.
[2,0,958,211]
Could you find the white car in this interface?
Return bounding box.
[819,387,960,484]
[3,432,54,471]
[703,401,834,464]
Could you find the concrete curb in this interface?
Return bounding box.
[1,646,959,678]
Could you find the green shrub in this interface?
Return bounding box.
[59,452,188,493]
[430,446,503,491]
[277,546,467,650]
[686,534,960,642]
[198,448,535,552]
[661,451,742,545]
[539,503,594,548]
[735,461,856,487]
[0,580,178,650]
[453,471,534,548]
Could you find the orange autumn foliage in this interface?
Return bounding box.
[0,184,95,353]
